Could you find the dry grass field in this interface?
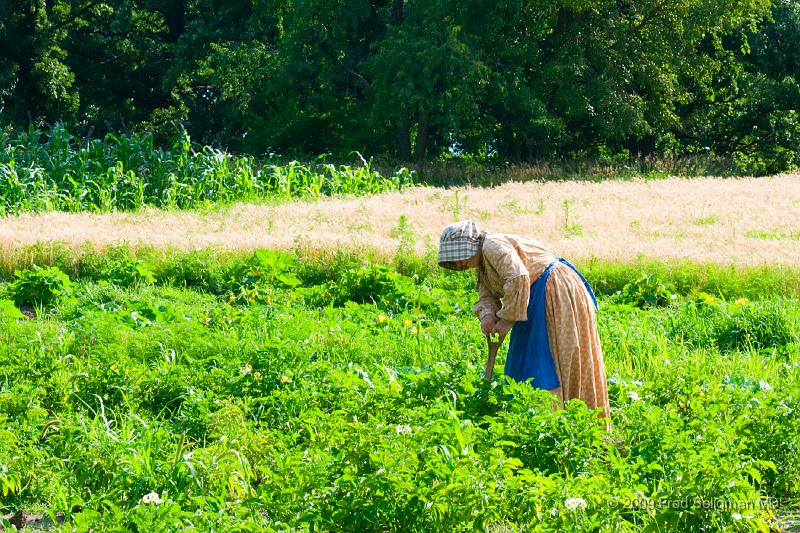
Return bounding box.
[1,174,798,265]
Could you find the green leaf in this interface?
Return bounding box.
[278,273,302,287]
[0,299,25,320]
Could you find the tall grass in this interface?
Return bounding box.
[0,124,414,214]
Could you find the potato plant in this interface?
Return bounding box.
[0,256,798,531]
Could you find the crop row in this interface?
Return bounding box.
[0,125,414,214]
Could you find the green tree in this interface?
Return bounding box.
[476,0,771,160]
[676,0,800,174]
[0,0,79,124]
[185,0,488,164]
[366,0,487,166]
[62,0,177,135]
[0,0,794,173]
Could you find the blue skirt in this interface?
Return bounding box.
[504,258,598,390]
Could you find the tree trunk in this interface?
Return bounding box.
[161,0,186,42]
[389,0,404,24]
[15,0,41,122]
[498,121,525,162]
[397,114,412,162]
[390,1,408,162]
[628,134,656,158]
[414,108,430,171]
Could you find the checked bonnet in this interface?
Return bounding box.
[438,220,487,270]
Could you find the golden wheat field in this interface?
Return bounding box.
[1,174,798,265]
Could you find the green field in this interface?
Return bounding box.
[1,249,799,531]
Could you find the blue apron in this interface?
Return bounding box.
[504,258,598,390]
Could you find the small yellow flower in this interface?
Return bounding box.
[702,294,715,304]
[253,372,262,382]
[403,318,412,328]
[411,326,418,335]
[734,297,749,306]
[378,313,387,323]
[241,363,253,375]
[281,375,292,383]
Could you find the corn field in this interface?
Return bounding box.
[0,124,414,215]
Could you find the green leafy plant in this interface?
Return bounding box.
[0,299,25,319]
[226,250,302,304]
[716,302,796,353]
[562,199,584,237]
[8,264,72,307]
[613,273,676,308]
[103,259,157,287]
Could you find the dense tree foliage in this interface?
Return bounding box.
[1,0,798,173]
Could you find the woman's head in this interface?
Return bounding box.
[438,220,486,270]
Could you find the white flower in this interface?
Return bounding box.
[141,491,164,505]
[550,507,558,516]
[759,380,772,391]
[355,368,374,388]
[395,424,412,435]
[628,390,641,401]
[732,513,742,520]
[565,497,587,511]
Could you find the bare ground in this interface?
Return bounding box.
[1,174,798,265]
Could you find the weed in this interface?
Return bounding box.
[694,215,718,225]
[0,299,25,319]
[102,259,157,287]
[500,198,530,215]
[443,190,467,221]
[562,199,584,237]
[745,228,800,240]
[392,215,420,275]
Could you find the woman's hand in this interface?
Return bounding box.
[492,318,513,338]
[480,313,498,336]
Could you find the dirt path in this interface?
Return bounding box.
[1,174,798,265]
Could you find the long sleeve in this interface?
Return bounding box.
[480,238,531,323]
[472,281,500,320]
[496,275,530,322]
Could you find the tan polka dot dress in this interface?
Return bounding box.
[472,234,610,418]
